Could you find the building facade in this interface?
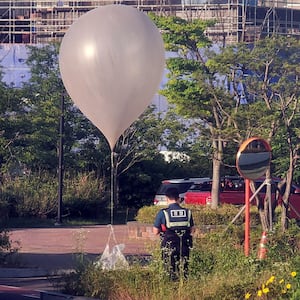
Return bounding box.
[0,0,300,45]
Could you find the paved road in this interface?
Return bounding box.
[0,293,36,300]
[0,224,154,299]
[0,276,66,300]
[0,286,39,300]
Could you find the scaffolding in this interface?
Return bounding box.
[0,0,300,44]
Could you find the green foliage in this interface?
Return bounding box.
[150,15,300,215]
[63,172,108,218]
[136,204,259,226]
[0,172,108,220]
[62,224,300,300]
[1,44,205,208]
[189,204,242,225]
[150,15,214,52]
[0,173,58,218]
[18,43,65,171]
[151,15,241,144]
[114,106,166,173]
[63,262,117,299]
[119,161,162,208]
[0,191,19,266]
[135,205,161,224]
[119,152,212,208]
[266,221,300,261]
[0,84,28,175]
[0,228,18,266]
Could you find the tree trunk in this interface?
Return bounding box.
[249,180,269,231]
[211,137,223,209]
[263,170,272,231]
[281,151,295,232]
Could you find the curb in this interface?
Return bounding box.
[40,290,97,299]
[0,267,73,278]
[0,254,153,278]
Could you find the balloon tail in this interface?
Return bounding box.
[110,151,114,225]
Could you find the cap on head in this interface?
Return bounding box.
[165,187,179,201]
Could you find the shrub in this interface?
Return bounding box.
[135,205,161,223]
[58,202,300,299]
[0,171,108,220]
[63,172,108,219]
[0,227,19,266]
[0,173,58,218]
[136,204,260,226]
[62,224,300,300]
[63,263,116,299]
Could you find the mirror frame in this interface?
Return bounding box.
[236,137,271,180]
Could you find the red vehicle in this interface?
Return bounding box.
[184,176,300,220]
[153,177,211,206]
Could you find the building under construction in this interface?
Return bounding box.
[0,0,300,45]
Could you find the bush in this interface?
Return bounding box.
[190,204,242,225]
[0,228,19,266]
[136,204,260,226]
[0,173,58,218]
[63,172,109,219]
[135,205,161,223]
[0,172,108,220]
[61,203,300,299]
[61,224,300,300]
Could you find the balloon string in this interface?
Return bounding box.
[110,151,114,225]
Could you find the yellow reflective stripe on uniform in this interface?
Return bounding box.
[163,209,191,228]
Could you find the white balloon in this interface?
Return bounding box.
[59,5,165,150]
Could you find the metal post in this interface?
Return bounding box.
[244,178,250,256]
[57,94,64,225]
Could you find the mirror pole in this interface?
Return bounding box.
[244,179,250,256]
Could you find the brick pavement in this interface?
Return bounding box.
[0,224,159,297]
[8,224,157,271]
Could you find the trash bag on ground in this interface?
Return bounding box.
[94,225,129,270]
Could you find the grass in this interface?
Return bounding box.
[60,221,300,300]
[2,205,300,299]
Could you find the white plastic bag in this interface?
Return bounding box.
[95,225,129,270]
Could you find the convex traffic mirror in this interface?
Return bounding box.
[236,137,271,180]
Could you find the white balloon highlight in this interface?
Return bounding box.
[59,5,165,150]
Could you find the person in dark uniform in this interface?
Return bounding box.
[153,187,195,280]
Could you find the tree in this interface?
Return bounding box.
[151,15,246,209]
[13,43,67,172]
[152,15,300,231]
[20,43,195,209]
[0,70,27,178]
[192,36,300,230]
[21,43,104,172]
[229,37,300,231]
[112,105,194,207]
